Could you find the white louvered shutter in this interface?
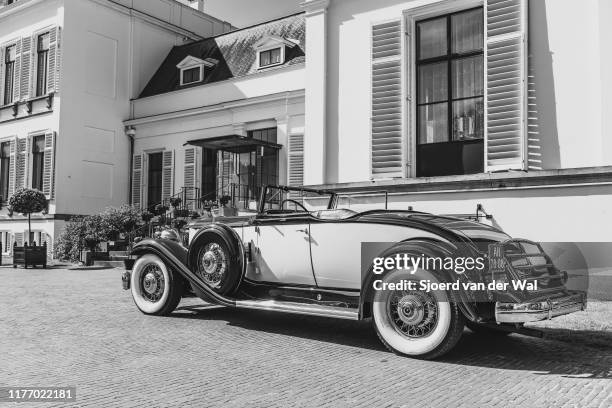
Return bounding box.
[19,36,32,100]
[47,27,60,94]
[14,138,28,189]
[42,131,55,198]
[0,45,5,104]
[288,133,304,187]
[131,154,143,208]
[371,20,403,179]
[12,40,21,102]
[484,0,528,172]
[161,150,174,203]
[7,137,16,198]
[184,147,196,208]
[14,232,23,248]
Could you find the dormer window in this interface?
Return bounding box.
[182,66,202,85]
[254,35,299,70]
[176,55,218,86]
[259,48,282,68]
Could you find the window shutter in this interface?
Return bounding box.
[161,150,174,203]
[8,138,16,198]
[0,45,5,104]
[42,131,56,198]
[14,137,28,189]
[371,20,403,179]
[47,26,60,94]
[19,36,31,100]
[484,0,528,172]
[131,154,143,208]
[184,147,197,208]
[288,133,304,186]
[14,232,23,248]
[12,40,21,102]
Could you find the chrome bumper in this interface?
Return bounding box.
[495,291,587,323]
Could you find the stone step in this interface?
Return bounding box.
[109,251,130,257]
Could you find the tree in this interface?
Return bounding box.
[9,188,47,245]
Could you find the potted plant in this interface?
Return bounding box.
[9,188,48,268]
[169,197,182,208]
[215,195,237,217]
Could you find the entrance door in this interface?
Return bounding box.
[147,152,163,209]
[201,148,217,202]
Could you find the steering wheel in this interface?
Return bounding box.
[280,199,309,212]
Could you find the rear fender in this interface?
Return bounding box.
[359,239,475,319]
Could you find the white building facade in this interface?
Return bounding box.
[128,0,612,244]
[0,0,231,255]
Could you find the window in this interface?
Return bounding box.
[181,66,202,85]
[3,45,16,105]
[415,8,484,177]
[0,231,9,254]
[0,141,10,201]
[147,152,163,209]
[259,48,282,68]
[31,135,45,190]
[36,32,50,96]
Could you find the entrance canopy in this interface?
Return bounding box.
[185,134,282,153]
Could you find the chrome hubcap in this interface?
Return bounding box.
[388,290,438,338]
[197,243,227,288]
[140,264,164,302]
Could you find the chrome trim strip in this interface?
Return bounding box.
[235,299,359,320]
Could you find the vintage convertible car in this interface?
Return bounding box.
[122,185,587,359]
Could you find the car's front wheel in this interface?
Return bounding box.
[372,269,464,359]
[130,254,183,315]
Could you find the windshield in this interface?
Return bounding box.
[259,185,337,214]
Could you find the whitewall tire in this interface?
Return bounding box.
[372,269,464,359]
[130,254,183,316]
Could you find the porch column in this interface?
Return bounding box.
[276,116,289,186]
[301,0,329,185]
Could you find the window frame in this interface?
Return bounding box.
[0,140,11,202]
[258,46,284,69]
[35,31,51,97]
[2,42,18,106]
[403,0,484,178]
[415,7,484,146]
[179,64,204,86]
[30,134,45,191]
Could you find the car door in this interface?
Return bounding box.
[248,216,316,286]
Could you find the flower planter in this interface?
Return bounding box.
[13,244,47,269]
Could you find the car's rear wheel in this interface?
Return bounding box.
[372,269,464,359]
[130,254,183,315]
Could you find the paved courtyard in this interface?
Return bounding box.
[1,266,611,408]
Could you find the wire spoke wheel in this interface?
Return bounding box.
[387,290,438,338]
[139,263,165,303]
[197,242,228,288]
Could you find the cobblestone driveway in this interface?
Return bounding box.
[1,267,611,408]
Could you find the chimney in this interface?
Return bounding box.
[197,0,204,12]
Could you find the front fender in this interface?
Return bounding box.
[132,238,188,266]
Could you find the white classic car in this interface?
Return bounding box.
[122,185,586,359]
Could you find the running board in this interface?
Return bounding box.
[235,299,359,320]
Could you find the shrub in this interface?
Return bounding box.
[55,217,87,262]
[100,205,141,238]
[154,204,169,216]
[141,210,154,223]
[172,219,187,231]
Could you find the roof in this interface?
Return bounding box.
[139,12,306,98]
